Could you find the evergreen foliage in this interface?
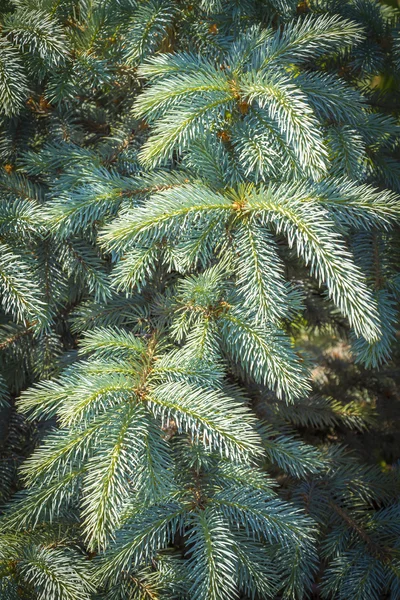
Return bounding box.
[0,0,400,598]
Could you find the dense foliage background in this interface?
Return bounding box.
[0,0,400,598]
